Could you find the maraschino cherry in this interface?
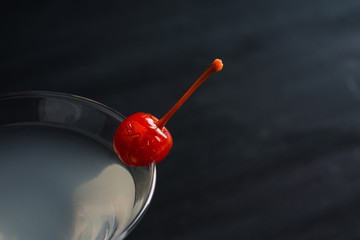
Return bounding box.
[113,59,223,166]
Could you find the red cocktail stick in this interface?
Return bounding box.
[156,59,223,129]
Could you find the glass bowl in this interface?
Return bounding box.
[0,91,156,240]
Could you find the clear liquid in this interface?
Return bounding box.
[0,125,135,240]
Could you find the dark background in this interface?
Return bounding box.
[3,0,360,239]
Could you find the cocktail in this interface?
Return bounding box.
[0,92,156,240]
[0,59,222,240]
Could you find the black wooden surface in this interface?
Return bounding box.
[3,1,360,239]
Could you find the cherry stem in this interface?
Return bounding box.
[156,59,223,129]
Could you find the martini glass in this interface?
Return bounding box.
[0,91,156,240]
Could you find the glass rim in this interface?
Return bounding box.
[0,90,126,119]
[0,91,157,239]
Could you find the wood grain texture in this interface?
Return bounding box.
[2,0,360,239]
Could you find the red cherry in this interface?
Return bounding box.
[114,59,223,166]
[113,112,172,166]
